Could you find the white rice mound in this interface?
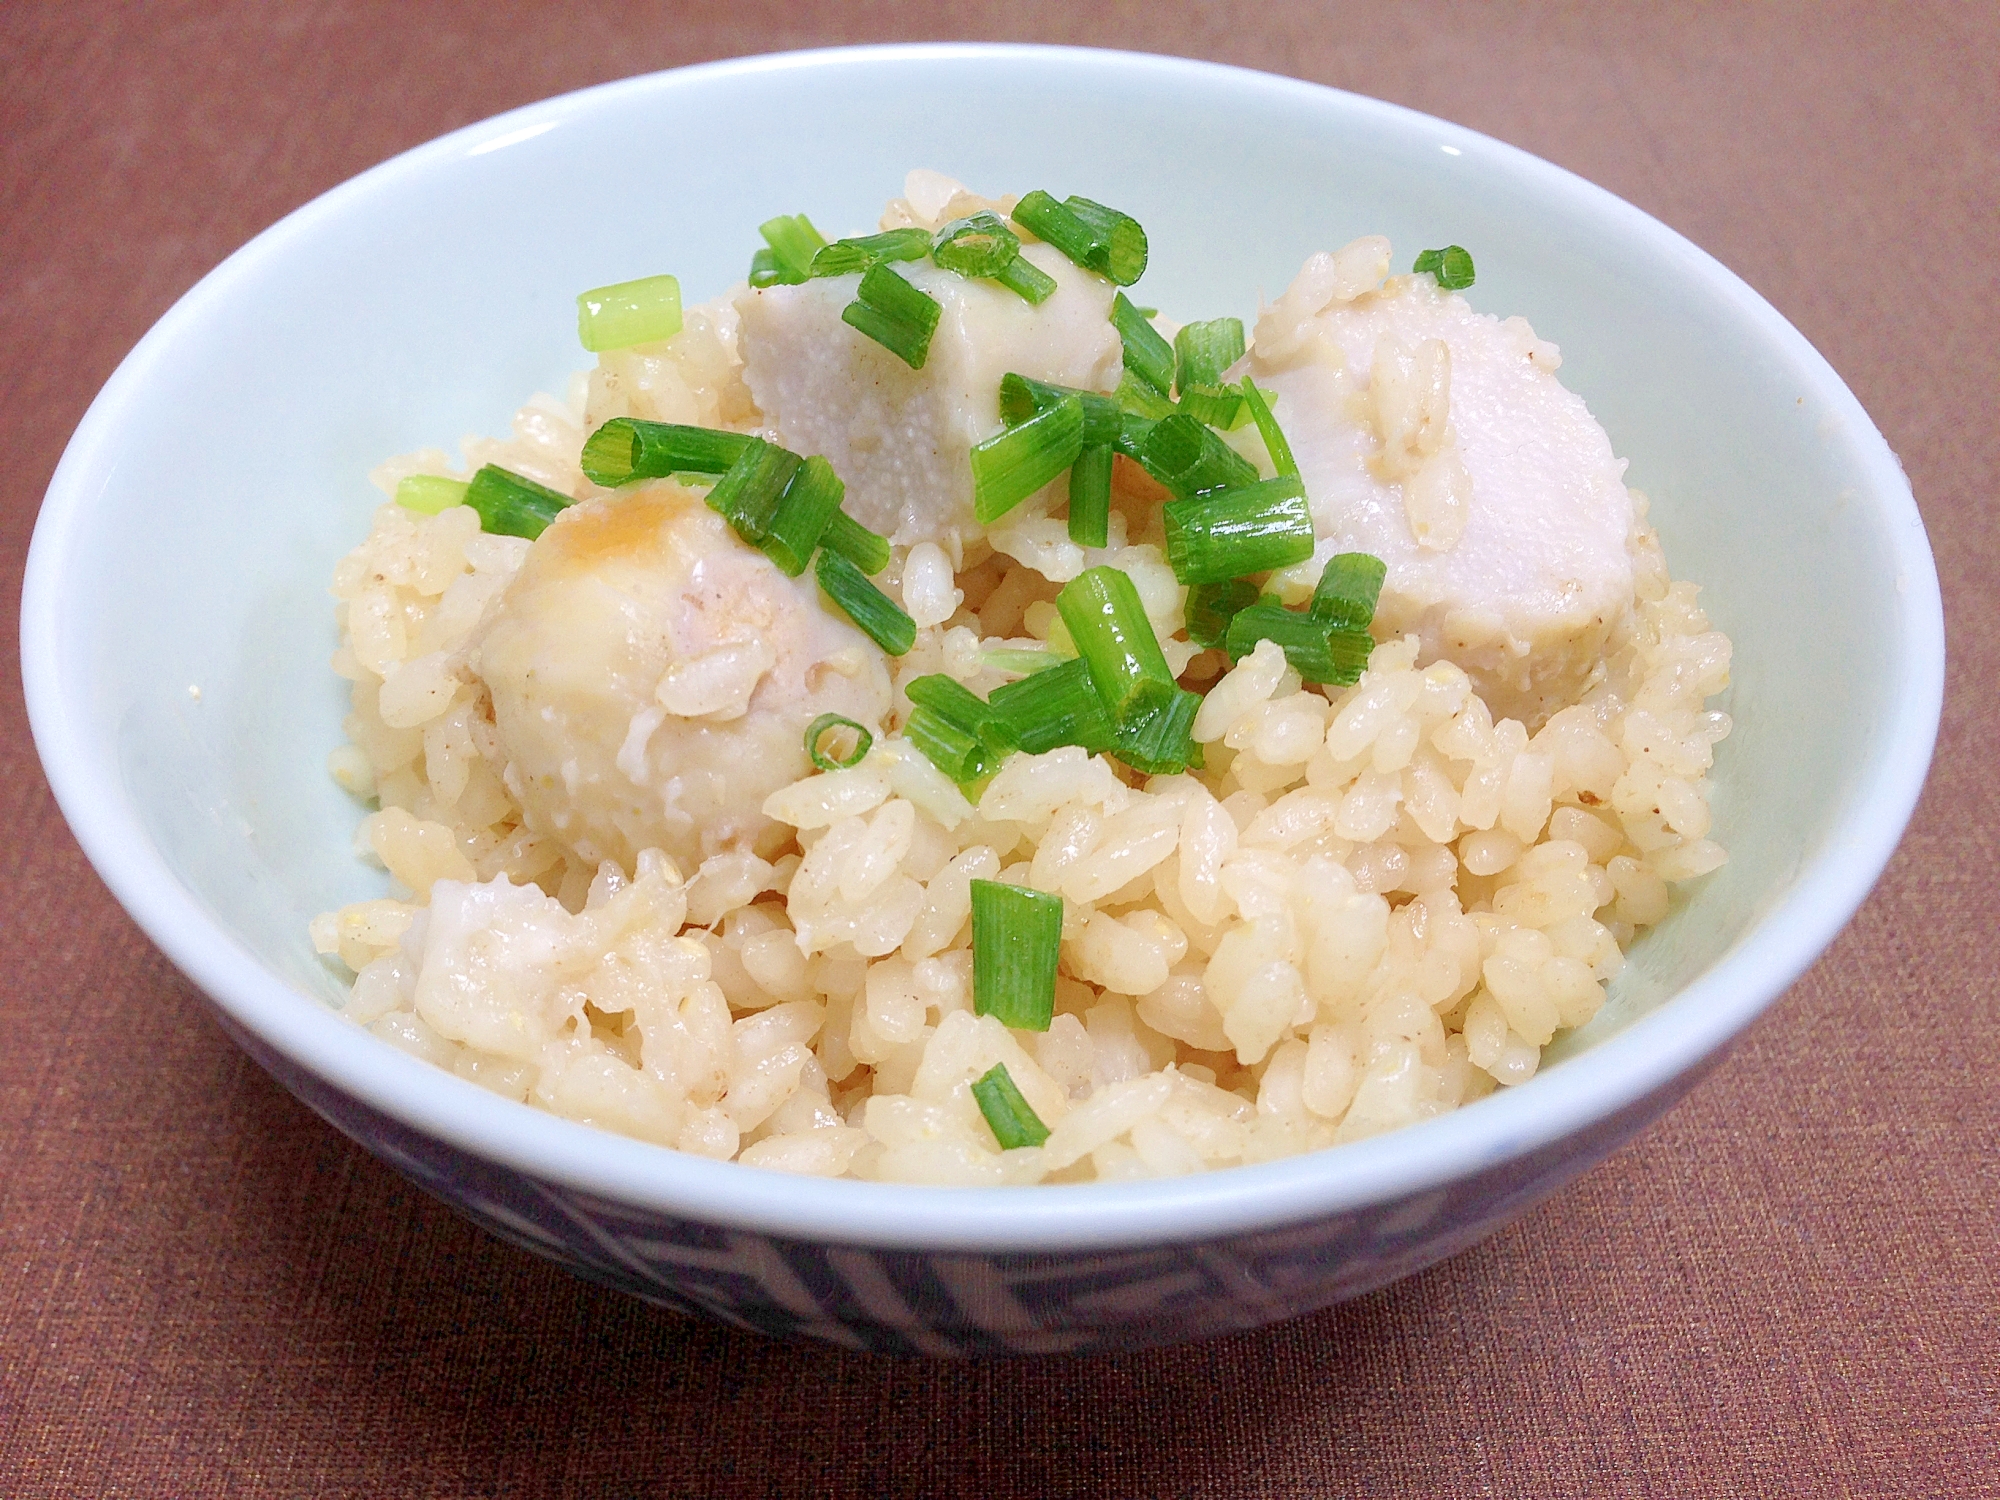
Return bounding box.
[312,287,1731,1185]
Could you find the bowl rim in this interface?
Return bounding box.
[20,41,1946,1252]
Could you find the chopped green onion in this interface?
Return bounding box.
[970,880,1063,1032]
[757,454,845,576]
[758,214,826,284]
[1111,292,1175,395]
[1060,196,1148,286]
[580,418,753,487]
[1138,413,1261,500]
[1010,190,1108,276]
[464,464,572,541]
[810,228,931,278]
[704,437,801,545]
[1114,411,1158,462]
[992,255,1058,304]
[1057,566,1178,727]
[906,708,998,786]
[1115,369,1175,420]
[931,212,1021,278]
[576,273,683,353]
[1225,601,1374,685]
[805,713,872,771]
[820,509,892,575]
[970,1062,1052,1149]
[1309,552,1388,629]
[1239,377,1298,480]
[970,395,1085,524]
[816,548,916,656]
[1184,578,1261,650]
[982,647,1061,677]
[1161,475,1314,586]
[1178,385,1247,429]
[1174,318,1246,394]
[841,263,942,369]
[748,247,788,289]
[1112,687,1204,775]
[395,474,467,515]
[988,656,1114,754]
[906,673,1021,760]
[1068,443,1113,548]
[1412,245,1476,290]
[997,373,1121,447]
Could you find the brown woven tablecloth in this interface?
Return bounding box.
[4,4,1995,1495]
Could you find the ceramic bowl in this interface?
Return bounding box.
[21,44,1943,1354]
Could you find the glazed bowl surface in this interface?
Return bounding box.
[21,43,1943,1354]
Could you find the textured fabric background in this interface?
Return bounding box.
[3,3,1995,1495]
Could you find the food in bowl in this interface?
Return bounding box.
[311,170,1731,1185]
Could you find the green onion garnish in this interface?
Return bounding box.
[1138,413,1261,500]
[1061,196,1148,286]
[997,372,1121,447]
[981,647,1061,677]
[1010,191,1108,277]
[1224,601,1374,685]
[1309,552,1388,629]
[1115,368,1175,420]
[810,228,931,279]
[903,673,1022,784]
[580,418,753,487]
[906,673,1022,753]
[988,657,1115,755]
[1057,566,1178,727]
[1178,385,1247,429]
[970,1062,1052,1149]
[757,214,827,284]
[905,708,996,786]
[757,454,845,577]
[1184,578,1261,650]
[931,212,1021,279]
[816,548,916,656]
[1174,318,1246,394]
[748,247,787,289]
[805,713,872,772]
[1412,245,1476,290]
[464,464,572,541]
[1067,443,1114,548]
[970,395,1085,524]
[705,437,801,545]
[1238,377,1298,480]
[1162,475,1314,586]
[395,474,467,515]
[992,254,1058,304]
[970,880,1063,1032]
[841,263,942,370]
[820,508,892,575]
[1111,292,1176,395]
[1114,412,1158,462]
[1111,686,1204,775]
[576,273,683,353]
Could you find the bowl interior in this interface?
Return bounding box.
[24,45,1941,1238]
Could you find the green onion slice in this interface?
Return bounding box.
[1238,377,1298,480]
[970,1062,1052,1149]
[905,707,997,786]
[757,454,845,577]
[576,273,683,353]
[804,713,873,771]
[1184,578,1261,650]
[1412,244,1476,290]
[1010,191,1107,276]
[931,212,1021,279]
[1178,385,1248,429]
[820,509,892,575]
[705,437,800,545]
[1161,475,1314,586]
[981,647,1061,677]
[970,395,1085,524]
[464,464,572,541]
[1057,565,1178,727]
[841,263,942,370]
[988,657,1115,755]
[1067,443,1114,548]
[1111,292,1176,396]
[906,673,1022,751]
[810,228,931,279]
[395,474,467,515]
[997,373,1122,447]
[970,880,1063,1032]
[1309,551,1388,629]
[1138,413,1261,500]
[1225,601,1374,685]
[816,548,916,656]
[758,214,827,284]
[993,255,1058,305]
[1115,368,1175,420]
[581,418,753,488]
[748,247,788,289]
[1061,196,1148,286]
[1111,686,1204,775]
[1174,318,1246,395]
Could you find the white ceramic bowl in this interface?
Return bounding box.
[21,44,1943,1354]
